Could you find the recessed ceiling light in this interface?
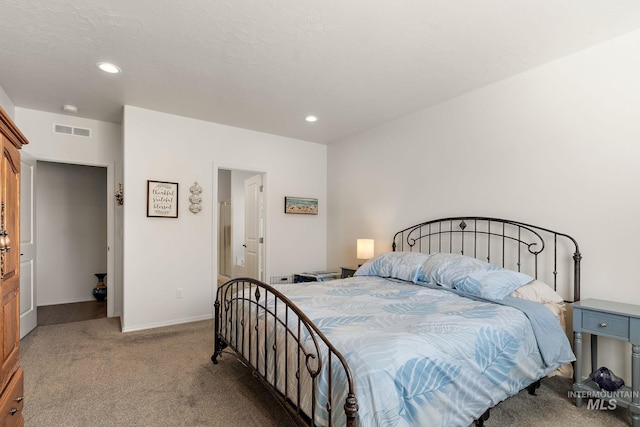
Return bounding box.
[96,62,121,74]
[62,104,78,113]
[305,115,318,122]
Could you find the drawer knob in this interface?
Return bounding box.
[10,407,19,415]
[15,396,24,402]
[600,322,607,328]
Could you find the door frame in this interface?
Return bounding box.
[213,163,267,286]
[29,155,116,318]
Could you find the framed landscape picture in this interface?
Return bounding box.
[284,196,318,215]
[147,180,178,218]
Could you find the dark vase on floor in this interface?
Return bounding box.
[93,273,107,302]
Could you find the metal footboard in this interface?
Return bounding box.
[212,278,358,427]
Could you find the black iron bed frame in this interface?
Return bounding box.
[212,216,581,426]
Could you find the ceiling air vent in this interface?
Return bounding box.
[53,124,92,138]
[73,127,91,137]
[54,124,73,135]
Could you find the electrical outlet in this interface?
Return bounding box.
[176,288,183,298]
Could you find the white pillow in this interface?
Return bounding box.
[509,279,564,304]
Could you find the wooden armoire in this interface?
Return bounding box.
[0,106,28,425]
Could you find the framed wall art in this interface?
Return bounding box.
[284,196,318,215]
[147,180,178,218]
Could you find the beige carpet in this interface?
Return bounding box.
[20,317,631,426]
[21,318,293,427]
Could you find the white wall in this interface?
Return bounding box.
[15,108,123,316]
[217,169,231,202]
[328,29,640,381]
[122,106,327,332]
[0,86,14,119]
[36,162,107,304]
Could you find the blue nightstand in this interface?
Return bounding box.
[572,299,640,426]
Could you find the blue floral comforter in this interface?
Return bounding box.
[266,275,574,427]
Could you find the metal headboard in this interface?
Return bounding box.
[392,216,581,302]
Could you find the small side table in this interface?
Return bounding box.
[572,298,640,426]
[293,271,340,283]
[341,266,357,279]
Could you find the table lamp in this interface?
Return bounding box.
[357,239,374,266]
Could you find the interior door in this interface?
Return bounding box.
[243,174,263,281]
[19,153,36,338]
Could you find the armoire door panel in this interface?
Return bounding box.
[0,275,19,392]
[0,105,28,418]
[1,142,20,280]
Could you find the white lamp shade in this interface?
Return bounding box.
[357,239,374,259]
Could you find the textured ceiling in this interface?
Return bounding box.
[1,1,640,144]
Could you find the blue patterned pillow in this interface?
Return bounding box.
[355,252,432,282]
[454,269,534,300]
[415,253,500,288]
[415,253,533,299]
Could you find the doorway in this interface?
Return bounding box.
[217,168,265,283]
[218,199,232,279]
[35,162,108,325]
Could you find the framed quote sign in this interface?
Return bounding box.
[147,180,178,218]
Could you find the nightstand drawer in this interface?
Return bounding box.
[582,311,629,339]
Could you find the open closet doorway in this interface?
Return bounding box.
[33,161,109,327]
[217,168,265,285]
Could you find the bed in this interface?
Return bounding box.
[212,216,581,426]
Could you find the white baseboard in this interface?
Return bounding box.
[38,297,96,306]
[121,314,212,333]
